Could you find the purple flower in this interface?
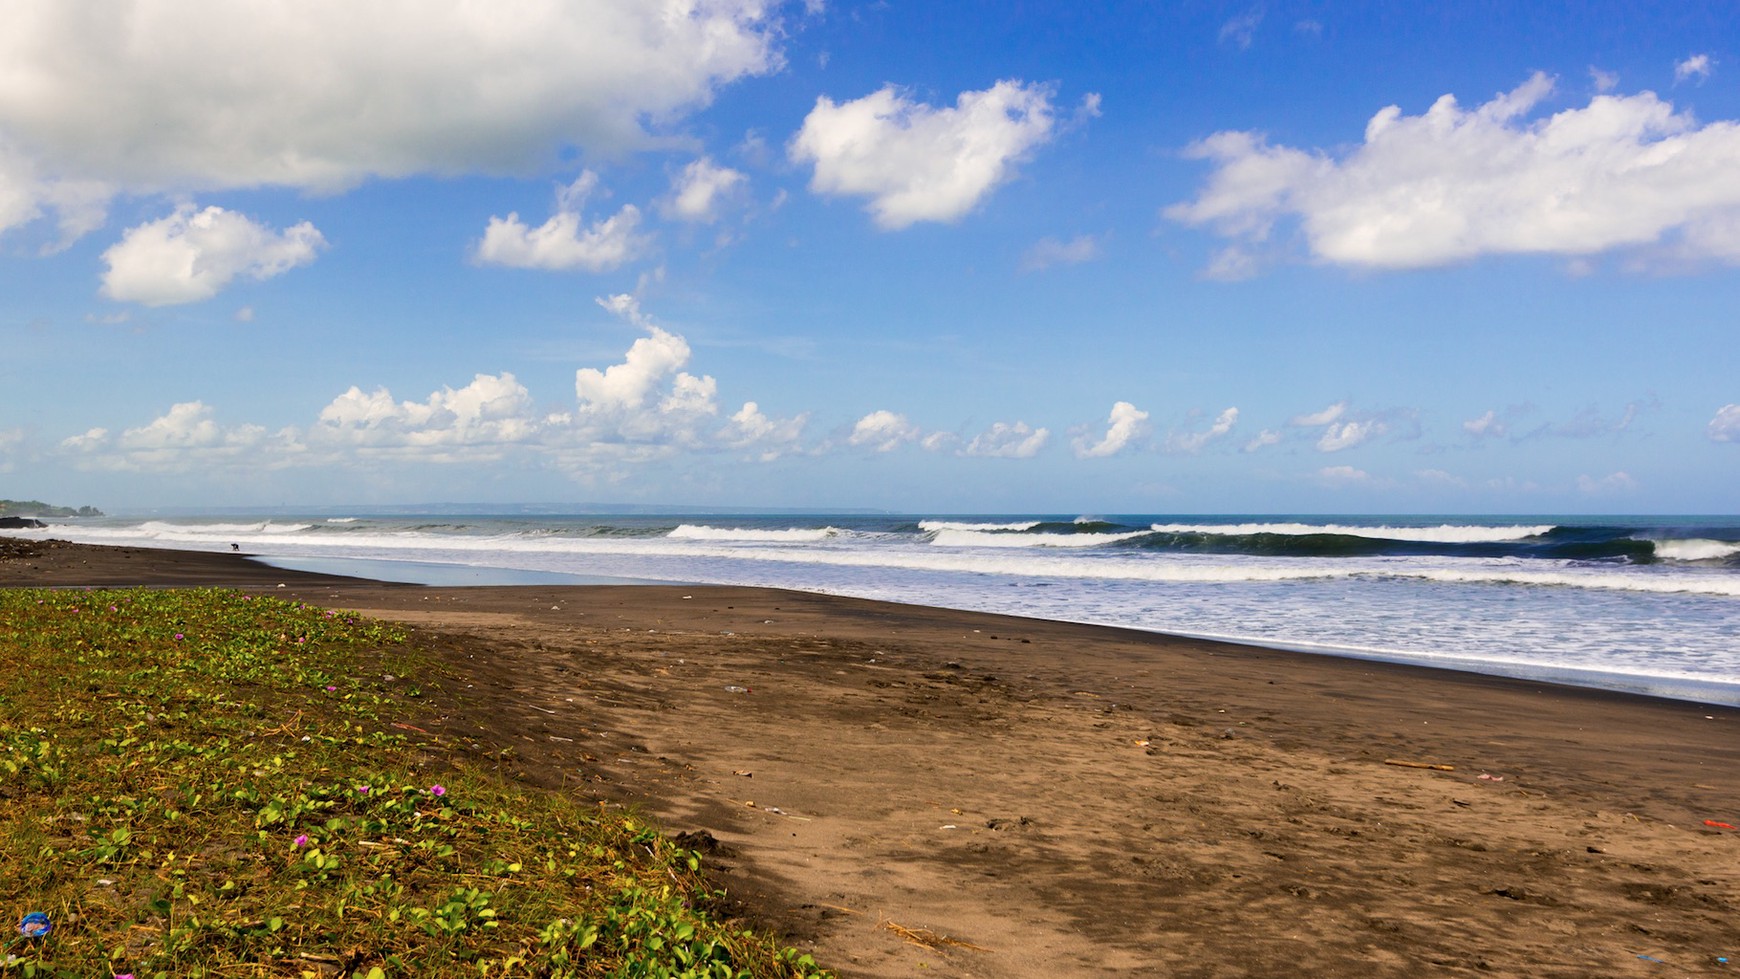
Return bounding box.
[174,633,184,640]
[357,785,370,795]
[429,784,446,798]
[293,834,308,848]
[324,685,337,692]
[115,974,136,979]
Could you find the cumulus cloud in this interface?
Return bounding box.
[1020,234,1102,271]
[1167,73,1740,270]
[1166,407,1238,453]
[1463,409,1507,439]
[59,296,808,472]
[662,157,748,223]
[790,80,1070,228]
[1074,401,1149,458]
[100,205,324,306]
[1315,464,1372,486]
[848,410,921,452]
[315,373,539,458]
[1242,428,1281,452]
[1709,404,1740,442]
[962,421,1050,458]
[475,172,648,272]
[1675,54,1714,83]
[1290,402,1346,427]
[0,1,781,242]
[1316,419,1384,452]
[59,401,277,471]
[720,402,807,460]
[0,144,109,245]
[1578,470,1638,494]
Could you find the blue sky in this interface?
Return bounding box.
[1,0,1737,513]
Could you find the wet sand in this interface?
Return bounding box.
[4,538,1737,977]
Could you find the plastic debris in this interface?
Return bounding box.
[723,685,749,694]
[17,913,50,939]
[1704,820,1736,829]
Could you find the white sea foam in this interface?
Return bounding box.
[1407,567,1740,597]
[930,528,1152,549]
[665,524,841,543]
[917,520,1042,532]
[1652,539,1740,562]
[1148,522,1555,543]
[135,520,316,536]
[326,517,359,524]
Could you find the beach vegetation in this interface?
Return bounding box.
[0,588,827,978]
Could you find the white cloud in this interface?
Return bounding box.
[1675,54,1714,83]
[1167,407,1238,453]
[789,80,1064,228]
[59,401,277,471]
[475,172,648,272]
[1219,9,1263,49]
[1709,404,1740,442]
[1578,470,1638,494]
[1020,234,1102,271]
[315,373,538,456]
[1416,468,1467,488]
[1590,67,1620,93]
[0,2,781,243]
[849,410,921,452]
[1316,419,1384,452]
[662,157,748,224]
[1463,409,1506,438]
[55,294,814,475]
[1290,402,1346,427]
[0,143,110,245]
[1242,428,1281,452]
[962,421,1049,458]
[721,402,807,460]
[1201,245,1259,281]
[1315,465,1372,486]
[1168,73,1740,270]
[1074,401,1149,458]
[100,205,324,306]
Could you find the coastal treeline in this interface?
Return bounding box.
[0,498,102,517]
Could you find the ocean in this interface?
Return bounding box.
[11,512,1740,707]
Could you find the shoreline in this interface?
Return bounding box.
[4,538,1739,975]
[14,534,1739,707]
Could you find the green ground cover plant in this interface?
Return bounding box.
[0,588,828,979]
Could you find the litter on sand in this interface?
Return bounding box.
[1385,759,1455,771]
[16,913,50,938]
[1704,820,1736,829]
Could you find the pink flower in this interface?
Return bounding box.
[174,633,184,640]
[324,685,336,692]
[357,785,370,795]
[429,784,446,798]
[293,834,308,848]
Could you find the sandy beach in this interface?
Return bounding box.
[3,537,1737,977]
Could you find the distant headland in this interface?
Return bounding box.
[0,499,103,528]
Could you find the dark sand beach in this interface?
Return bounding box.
[3,538,1737,977]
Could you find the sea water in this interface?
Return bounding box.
[12,513,1740,706]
